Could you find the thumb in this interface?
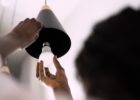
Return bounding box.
[53,56,64,71]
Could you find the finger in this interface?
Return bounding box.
[20,18,31,27]
[31,18,42,30]
[27,18,42,34]
[45,68,56,80]
[32,25,41,41]
[36,22,42,31]
[15,21,24,29]
[15,18,29,28]
[30,18,36,21]
[24,18,30,22]
[20,18,30,25]
[30,18,37,25]
[36,62,39,78]
[53,56,64,71]
[33,22,42,35]
[16,18,29,28]
[42,68,56,86]
[39,61,45,81]
[18,21,23,26]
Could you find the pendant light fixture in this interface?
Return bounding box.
[26,0,71,58]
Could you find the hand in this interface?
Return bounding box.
[36,56,69,90]
[11,18,42,48]
[36,56,73,100]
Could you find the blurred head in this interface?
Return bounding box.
[76,7,140,100]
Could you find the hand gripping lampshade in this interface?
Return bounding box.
[26,5,71,58]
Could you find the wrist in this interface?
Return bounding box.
[53,80,71,92]
[0,33,22,57]
[53,85,71,93]
[53,84,73,100]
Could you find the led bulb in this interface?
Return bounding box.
[39,42,56,75]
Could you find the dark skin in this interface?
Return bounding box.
[0,18,42,70]
[0,18,42,58]
[36,56,73,100]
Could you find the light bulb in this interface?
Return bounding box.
[39,42,56,75]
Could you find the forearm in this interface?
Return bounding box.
[0,33,21,58]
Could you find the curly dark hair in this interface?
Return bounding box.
[76,7,140,100]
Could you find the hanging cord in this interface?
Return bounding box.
[45,0,47,5]
[0,7,5,32]
[11,0,18,27]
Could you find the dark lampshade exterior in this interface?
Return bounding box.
[26,9,71,58]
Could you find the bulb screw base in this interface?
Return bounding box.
[43,42,50,47]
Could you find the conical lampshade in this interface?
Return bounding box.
[26,5,71,58]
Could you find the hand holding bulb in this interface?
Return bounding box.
[37,56,68,89]
[36,56,73,99]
